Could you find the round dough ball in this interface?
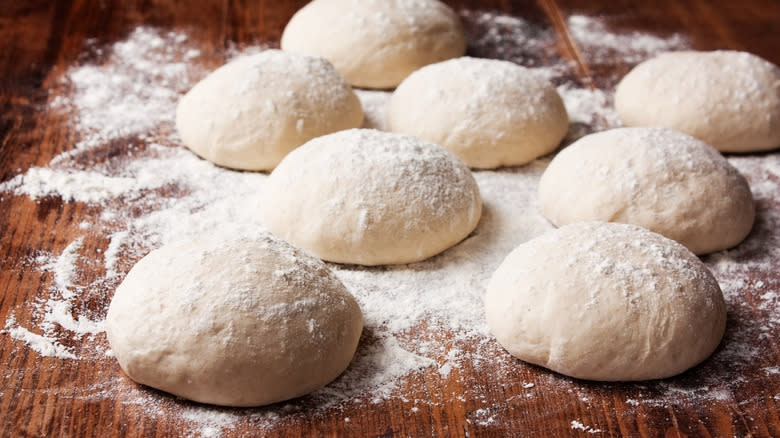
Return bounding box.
[615,50,780,153]
[176,50,363,171]
[281,0,466,89]
[387,57,569,169]
[105,234,363,407]
[538,127,754,254]
[485,221,727,381]
[263,129,482,265]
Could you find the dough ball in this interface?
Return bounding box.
[485,222,727,381]
[615,50,780,153]
[387,57,568,169]
[263,129,482,265]
[105,234,363,407]
[538,127,754,254]
[281,0,466,89]
[176,50,363,171]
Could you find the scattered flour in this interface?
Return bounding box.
[48,27,201,155]
[470,408,497,426]
[0,11,774,437]
[181,408,244,438]
[104,231,129,278]
[5,317,77,360]
[461,10,563,70]
[556,84,619,141]
[571,420,602,434]
[566,14,687,65]
[355,89,391,131]
[42,299,103,336]
[4,168,140,204]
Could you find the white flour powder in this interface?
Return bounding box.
[567,14,687,66]
[5,317,77,360]
[0,10,776,437]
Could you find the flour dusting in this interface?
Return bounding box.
[5,317,77,360]
[0,11,775,437]
[567,14,687,66]
[571,419,602,434]
[49,27,200,156]
[355,89,391,130]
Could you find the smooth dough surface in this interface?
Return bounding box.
[538,127,755,254]
[485,221,727,381]
[281,0,466,89]
[176,50,363,170]
[105,234,363,407]
[263,129,482,265]
[615,50,780,153]
[388,57,568,168]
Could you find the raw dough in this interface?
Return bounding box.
[176,50,363,171]
[281,0,466,89]
[262,129,482,265]
[387,57,568,168]
[105,234,363,407]
[615,50,780,152]
[538,127,755,254]
[485,221,727,381]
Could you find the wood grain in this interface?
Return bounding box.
[1,0,779,436]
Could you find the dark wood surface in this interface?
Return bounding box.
[1,0,779,436]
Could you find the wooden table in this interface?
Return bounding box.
[1,0,779,436]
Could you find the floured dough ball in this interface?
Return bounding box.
[485,222,727,381]
[281,0,466,89]
[538,127,755,254]
[387,57,568,168]
[176,50,363,171]
[263,129,482,265]
[615,50,780,152]
[105,234,363,407]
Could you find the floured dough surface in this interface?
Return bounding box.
[105,234,363,407]
[485,222,727,381]
[615,50,780,153]
[262,129,482,265]
[281,0,466,88]
[176,50,363,170]
[388,57,568,168]
[538,127,755,254]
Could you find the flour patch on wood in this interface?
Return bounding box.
[47,237,83,299]
[567,14,687,66]
[104,231,129,278]
[571,420,602,434]
[5,317,77,360]
[48,27,201,155]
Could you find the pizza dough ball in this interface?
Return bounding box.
[105,234,363,407]
[281,0,466,89]
[263,129,482,265]
[538,127,754,254]
[615,50,780,153]
[387,57,569,169]
[176,50,363,171]
[485,222,727,381]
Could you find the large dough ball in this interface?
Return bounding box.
[615,50,780,153]
[176,50,363,171]
[485,222,727,381]
[538,127,755,254]
[105,234,363,407]
[387,57,568,169]
[263,129,482,265]
[281,0,466,89]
